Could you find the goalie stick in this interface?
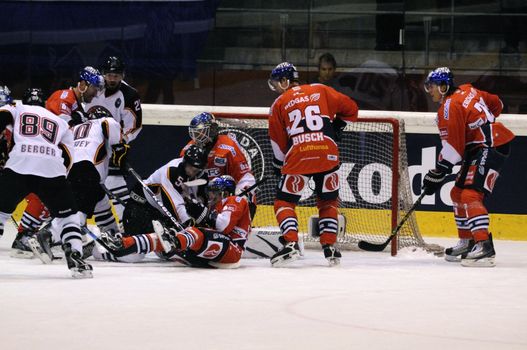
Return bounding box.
[358,192,426,252]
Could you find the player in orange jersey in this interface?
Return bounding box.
[182,112,257,217]
[422,67,515,267]
[267,62,359,267]
[93,175,252,269]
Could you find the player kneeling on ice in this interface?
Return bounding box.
[0,86,92,278]
[93,175,252,269]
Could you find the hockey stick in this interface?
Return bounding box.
[183,178,207,187]
[101,183,127,207]
[358,192,426,252]
[238,177,267,197]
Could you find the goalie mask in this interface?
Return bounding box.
[268,62,299,92]
[22,88,45,107]
[0,86,13,107]
[189,112,219,147]
[207,175,236,205]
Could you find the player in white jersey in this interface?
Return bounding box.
[121,144,208,237]
[68,107,125,233]
[0,87,92,278]
[85,56,143,227]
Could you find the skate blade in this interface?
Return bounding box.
[71,268,94,279]
[27,238,53,264]
[327,257,341,267]
[444,255,462,262]
[461,257,496,268]
[10,249,34,259]
[270,251,300,268]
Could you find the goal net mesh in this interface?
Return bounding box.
[215,114,441,255]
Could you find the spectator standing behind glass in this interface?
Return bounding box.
[311,53,340,90]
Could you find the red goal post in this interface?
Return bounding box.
[213,112,438,256]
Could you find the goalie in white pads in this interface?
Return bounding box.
[0,86,92,278]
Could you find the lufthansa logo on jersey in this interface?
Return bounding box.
[115,98,122,108]
[220,128,265,182]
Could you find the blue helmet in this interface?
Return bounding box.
[189,112,219,146]
[424,67,454,93]
[79,66,104,89]
[268,62,299,92]
[0,86,13,107]
[207,175,236,197]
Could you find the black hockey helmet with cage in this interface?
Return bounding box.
[22,88,45,107]
[188,112,219,147]
[207,175,236,198]
[87,106,111,120]
[183,144,207,169]
[102,56,125,75]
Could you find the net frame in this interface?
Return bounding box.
[213,112,439,256]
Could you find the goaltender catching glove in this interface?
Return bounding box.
[422,169,447,195]
[111,143,130,169]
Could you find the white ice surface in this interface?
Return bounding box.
[1,222,526,350]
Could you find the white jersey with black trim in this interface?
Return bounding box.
[144,158,206,224]
[1,104,73,178]
[72,117,122,183]
[85,81,142,142]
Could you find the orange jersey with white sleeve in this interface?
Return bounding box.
[181,134,256,193]
[72,117,122,183]
[0,104,73,177]
[435,84,515,169]
[46,88,80,124]
[212,195,251,247]
[269,83,358,175]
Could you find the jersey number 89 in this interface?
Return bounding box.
[20,113,58,144]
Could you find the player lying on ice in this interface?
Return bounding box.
[92,175,252,269]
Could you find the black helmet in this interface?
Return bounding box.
[183,144,207,169]
[102,56,125,75]
[22,88,45,107]
[87,106,111,120]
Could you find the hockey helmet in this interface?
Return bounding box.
[268,62,299,92]
[0,85,13,107]
[424,67,454,94]
[183,144,207,169]
[207,175,236,199]
[87,106,111,120]
[189,112,219,147]
[102,56,125,75]
[79,66,104,89]
[22,88,45,107]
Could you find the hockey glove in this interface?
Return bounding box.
[333,117,347,142]
[186,200,209,225]
[422,169,447,195]
[69,110,88,127]
[111,143,130,169]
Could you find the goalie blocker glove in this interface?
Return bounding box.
[111,143,130,169]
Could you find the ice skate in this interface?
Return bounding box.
[98,231,124,252]
[62,243,93,279]
[461,237,496,267]
[322,244,342,266]
[28,225,54,264]
[444,238,475,262]
[10,229,36,259]
[152,220,181,253]
[270,239,300,267]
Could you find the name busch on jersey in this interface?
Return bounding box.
[269,83,358,175]
[85,81,142,142]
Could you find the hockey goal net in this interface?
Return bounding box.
[214,113,441,256]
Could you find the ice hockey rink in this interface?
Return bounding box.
[0,222,526,350]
